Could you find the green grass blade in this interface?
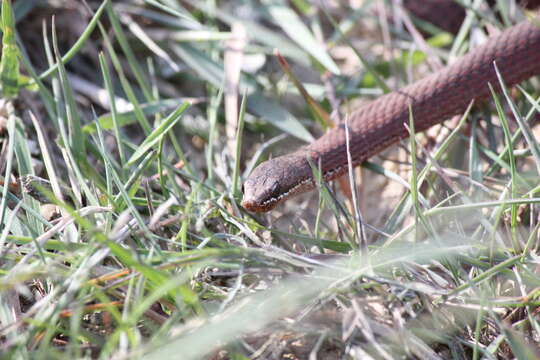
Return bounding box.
[99,52,126,171]
[106,3,154,101]
[127,102,190,166]
[247,93,314,142]
[206,87,223,185]
[494,64,540,174]
[0,104,16,232]
[407,105,434,238]
[171,42,313,142]
[0,0,20,98]
[96,17,152,134]
[489,83,519,251]
[82,98,191,134]
[320,3,390,93]
[186,0,309,65]
[51,19,87,167]
[266,1,340,75]
[38,0,109,80]
[232,91,247,199]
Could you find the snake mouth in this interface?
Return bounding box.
[242,176,317,212]
[241,197,279,212]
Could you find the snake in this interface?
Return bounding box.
[242,2,540,212]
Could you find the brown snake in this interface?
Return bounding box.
[242,5,540,212]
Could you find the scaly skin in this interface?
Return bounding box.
[242,8,540,212]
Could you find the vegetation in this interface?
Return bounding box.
[1,0,539,358]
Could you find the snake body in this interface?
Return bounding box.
[242,8,540,212]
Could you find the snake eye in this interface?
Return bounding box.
[241,184,245,194]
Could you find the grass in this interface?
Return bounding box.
[1,0,540,359]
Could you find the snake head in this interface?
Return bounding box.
[241,154,315,212]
